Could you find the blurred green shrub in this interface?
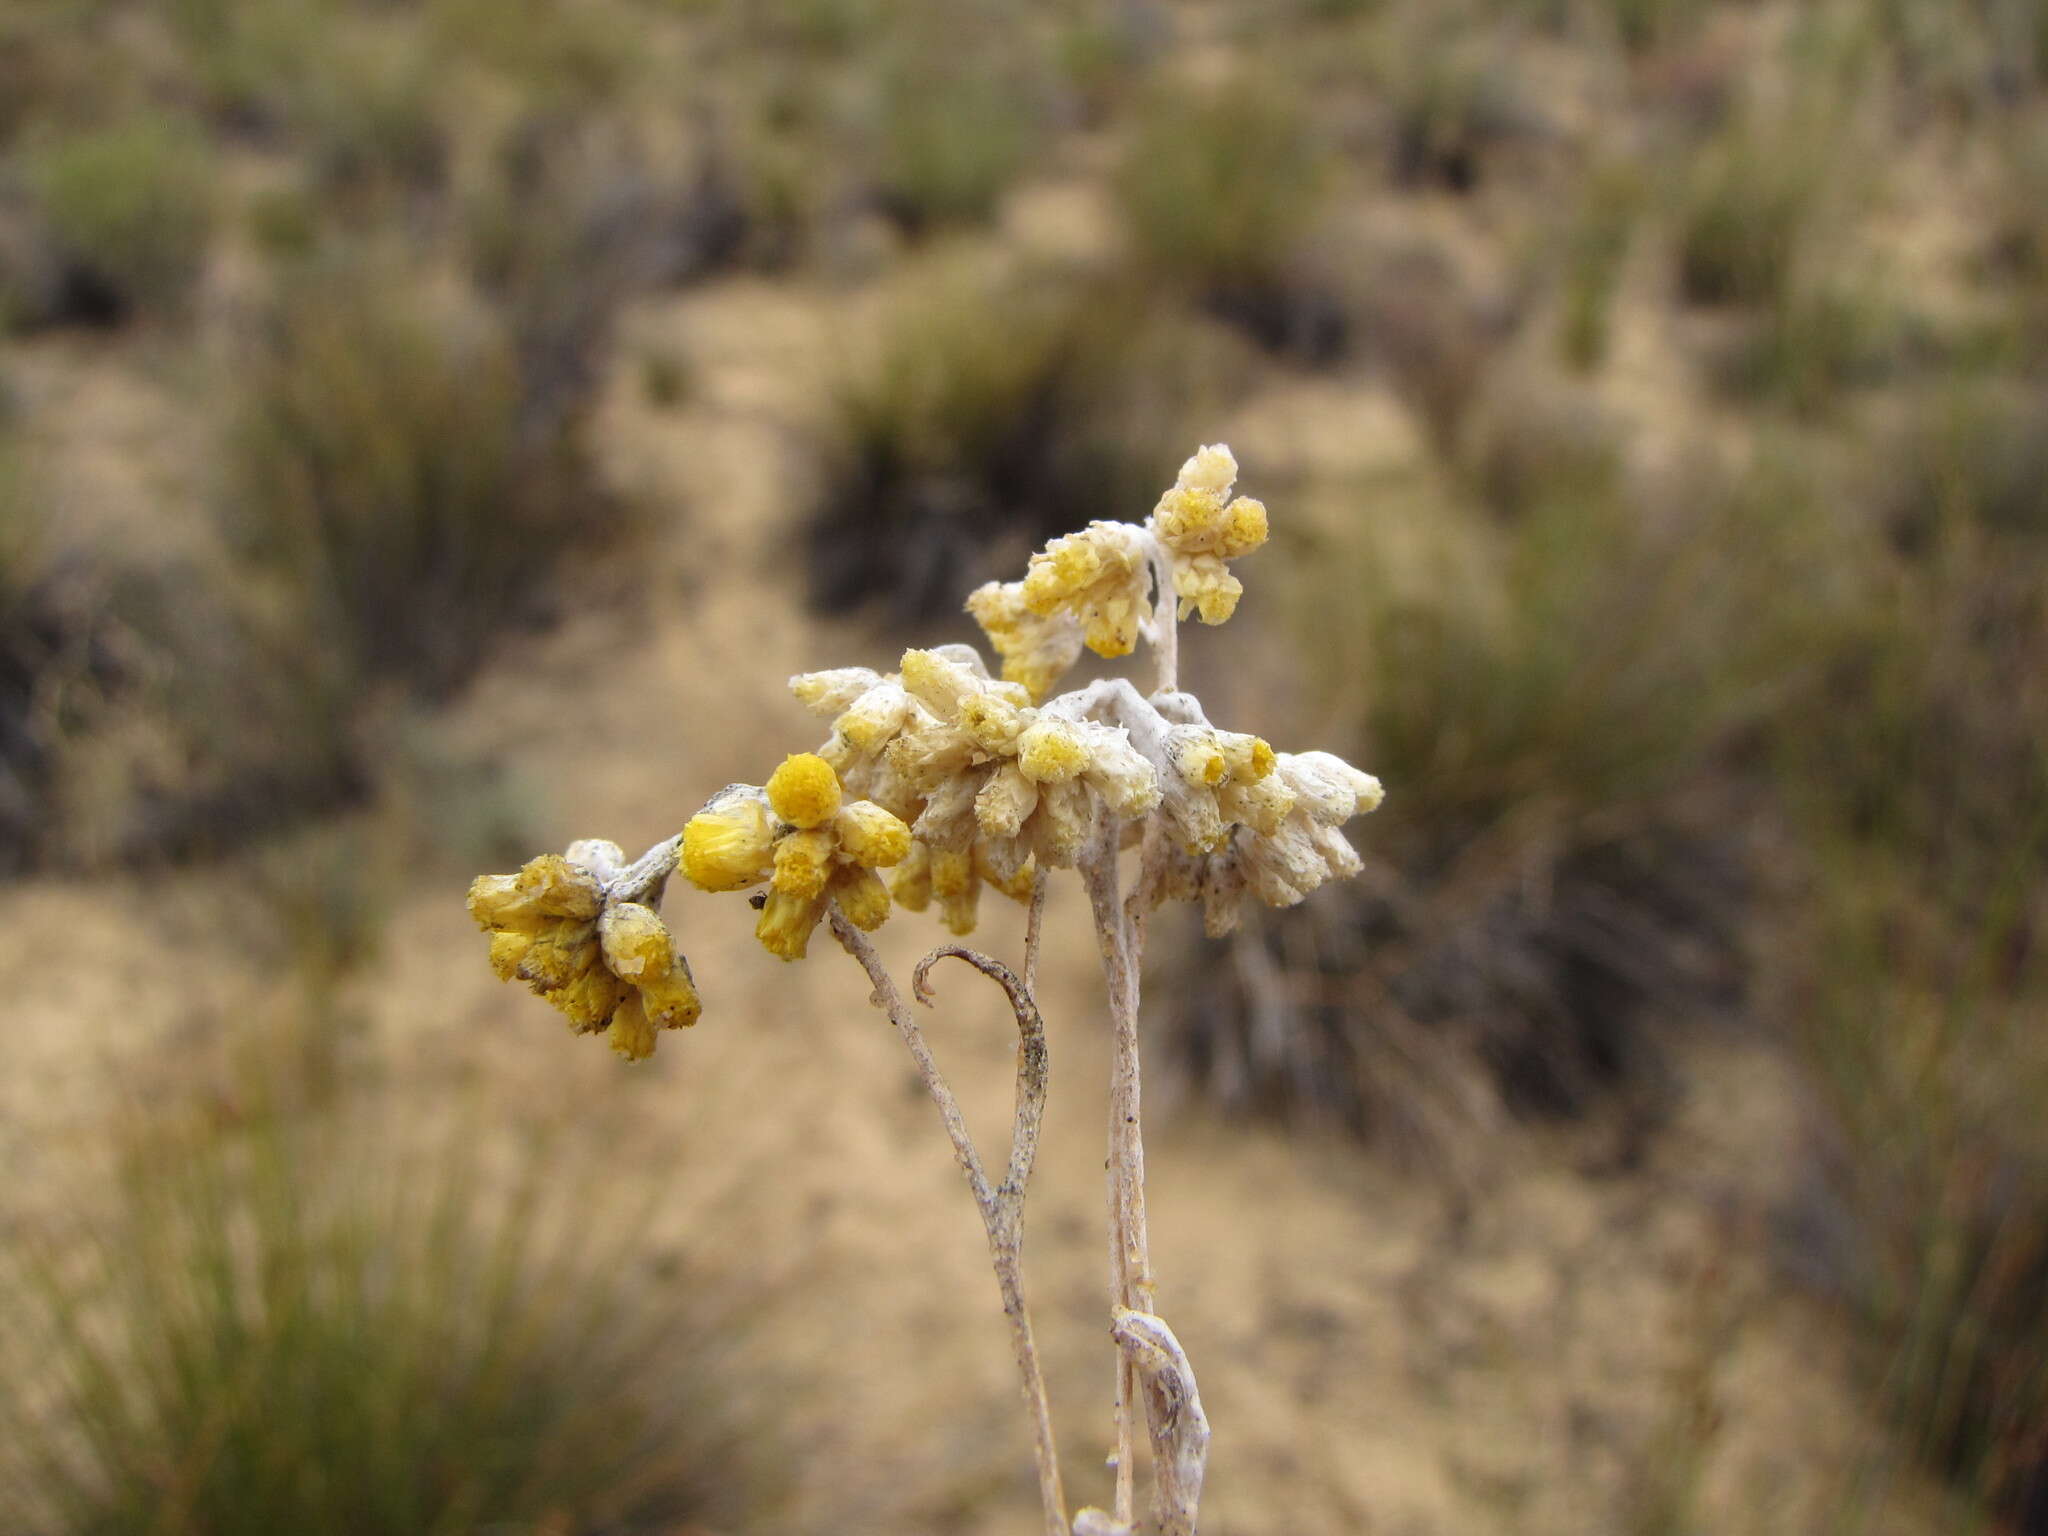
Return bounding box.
[18,113,214,325]
[0,4,110,146]
[0,1093,764,1534]
[1050,4,1161,124]
[868,41,1043,234]
[426,0,639,108]
[222,266,613,701]
[1121,80,1325,285]
[805,255,1234,621]
[1379,13,1529,194]
[464,112,745,415]
[1557,164,1643,372]
[1883,381,2048,547]
[1796,842,2048,1519]
[1675,119,1824,309]
[1118,78,1341,356]
[1164,446,1839,1146]
[1709,273,1905,412]
[298,25,447,205]
[170,0,330,126]
[1606,0,1709,56]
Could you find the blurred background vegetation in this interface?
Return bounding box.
[2,0,2044,1531]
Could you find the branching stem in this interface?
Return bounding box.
[828,906,1068,1536]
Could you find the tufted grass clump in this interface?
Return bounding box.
[16,112,215,327]
[222,264,614,702]
[866,35,1045,235]
[1378,10,1531,195]
[1794,848,2048,1520]
[0,1092,762,1536]
[1674,113,1830,310]
[1116,78,1343,358]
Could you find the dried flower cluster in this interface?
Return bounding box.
[465,443,1382,1534]
[466,840,700,1061]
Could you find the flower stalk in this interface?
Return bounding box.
[465,444,1382,1533]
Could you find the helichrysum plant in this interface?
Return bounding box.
[468,444,1383,1535]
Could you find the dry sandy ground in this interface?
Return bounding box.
[2,260,1967,1534]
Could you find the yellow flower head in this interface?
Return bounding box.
[756,887,826,961]
[1016,718,1090,783]
[469,846,701,1059]
[1151,746,1385,935]
[772,828,836,901]
[766,752,842,829]
[1149,444,1269,626]
[966,580,1084,702]
[681,787,777,892]
[1017,521,1152,660]
[836,799,913,868]
[684,758,913,961]
[834,866,893,931]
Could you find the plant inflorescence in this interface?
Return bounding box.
[466,443,1383,1534]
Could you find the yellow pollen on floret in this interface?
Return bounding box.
[607,993,657,1061]
[553,965,624,1033]
[637,960,702,1028]
[929,846,975,899]
[1218,496,1268,557]
[1171,735,1228,787]
[968,580,1083,703]
[930,845,980,935]
[1082,597,1141,659]
[833,866,893,931]
[1195,584,1240,624]
[839,710,899,754]
[1001,654,1064,703]
[766,753,843,829]
[682,795,777,892]
[890,841,934,911]
[517,928,595,991]
[467,873,525,930]
[1154,486,1228,547]
[488,929,534,980]
[960,693,1024,753]
[772,828,836,901]
[1174,560,1244,625]
[756,887,826,961]
[1021,538,1105,613]
[896,648,952,706]
[1217,734,1275,782]
[1017,719,1090,783]
[835,800,911,868]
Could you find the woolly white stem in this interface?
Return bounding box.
[1079,820,1152,1525]
[1143,530,1180,697]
